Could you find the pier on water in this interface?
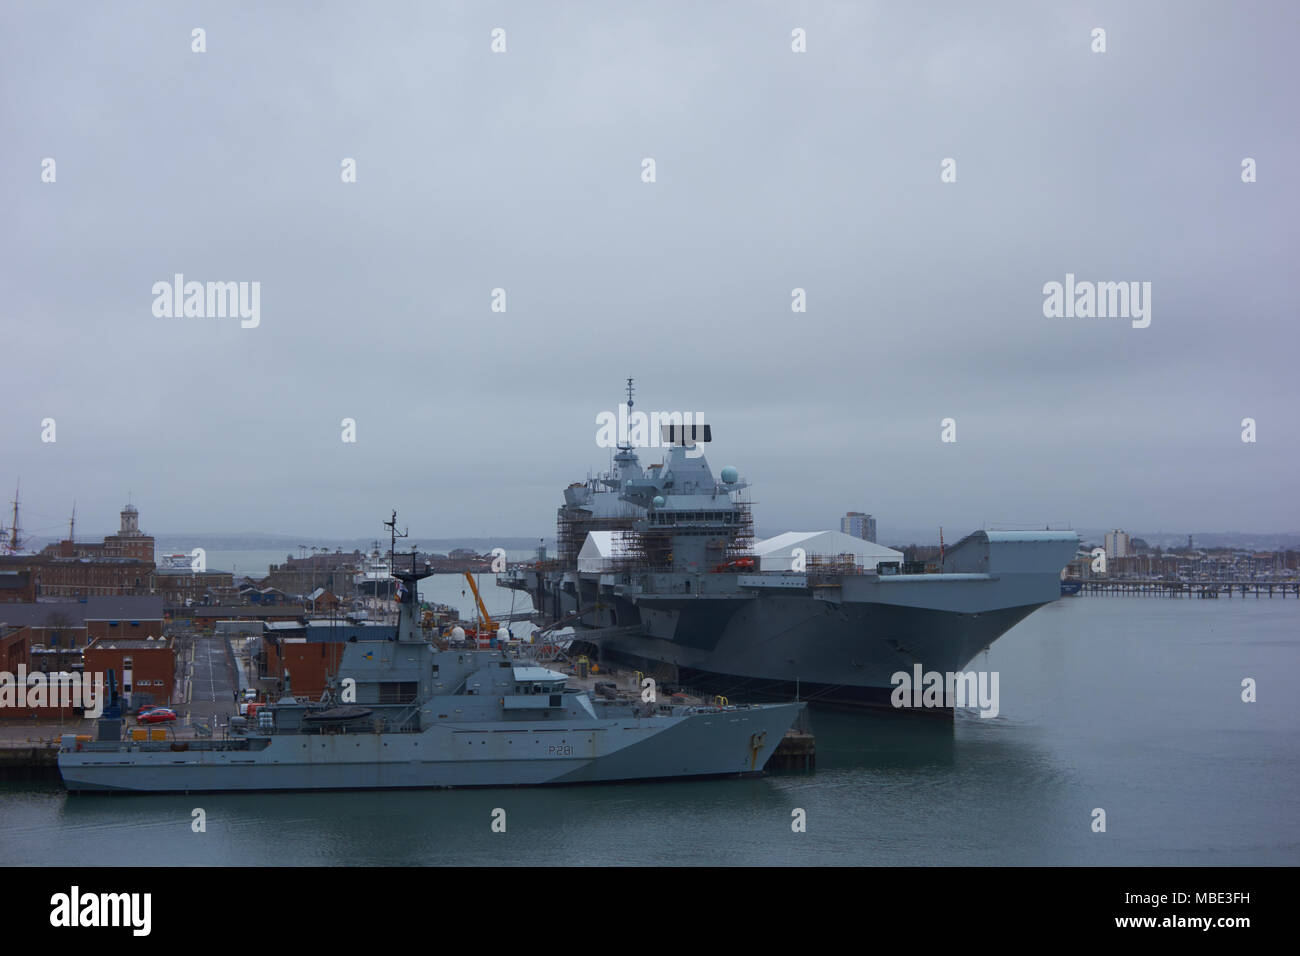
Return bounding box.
[1076,579,1300,599]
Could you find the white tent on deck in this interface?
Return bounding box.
[752,530,904,572]
[577,531,624,573]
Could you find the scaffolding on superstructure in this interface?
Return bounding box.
[556,506,638,571]
[606,500,756,573]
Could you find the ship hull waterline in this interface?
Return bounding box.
[514,558,1074,714]
[59,702,804,794]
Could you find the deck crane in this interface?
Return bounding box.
[463,571,498,637]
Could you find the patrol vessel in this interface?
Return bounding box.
[500,383,1079,712]
[58,519,804,793]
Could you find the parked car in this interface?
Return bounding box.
[138,707,177,725]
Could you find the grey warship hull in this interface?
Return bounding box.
[510,531,1076,712]
[58,700,802,793]
[59,528,804,794]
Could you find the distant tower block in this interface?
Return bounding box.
[1104,529,1130,558]
[841,512,876,543]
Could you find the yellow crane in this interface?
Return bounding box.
[463,571,497,634]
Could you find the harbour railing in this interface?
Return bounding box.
[1073,578,1300,598]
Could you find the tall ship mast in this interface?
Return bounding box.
[2,481,28,555]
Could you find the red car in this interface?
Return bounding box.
[138,707,177,725]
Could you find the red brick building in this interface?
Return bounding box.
[0,570,37,603]
[153,569,236,605]
[101,504,154,561]
[24,557,153,597]
[9,503,158,597]
[0,625,29,674]
[0,624,106,719]
[0,597,163,653]
[84,637,175,706]
[41,504,155,560]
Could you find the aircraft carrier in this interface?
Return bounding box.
[500,386,1079,712]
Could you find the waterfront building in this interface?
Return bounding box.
[0,596,163,652]
[840,511,877,543]
[0,570,37,603]
[83,635,175,707]
[1105,529,1130,558]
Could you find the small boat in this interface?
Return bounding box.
[302,706,373,724]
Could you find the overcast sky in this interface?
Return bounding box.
[3,1,1296,544]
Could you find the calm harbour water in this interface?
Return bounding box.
[3,596,1297,866]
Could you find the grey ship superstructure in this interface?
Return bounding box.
[501,387,1079,711]
[58,518,803,793]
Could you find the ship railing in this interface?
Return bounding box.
[379,700,425,732]
[805,555,865,585]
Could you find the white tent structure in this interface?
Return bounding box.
[752,531,903,572]
[577,531,624,573]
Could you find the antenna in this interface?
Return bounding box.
[383,510,408,566]
[617,378,636,452]
[69,501,76,542]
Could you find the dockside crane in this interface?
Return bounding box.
[463,571,498,636]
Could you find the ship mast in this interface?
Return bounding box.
[6,481,21,553]
[384,510,434,642]
[618,377,635,452]
[384,509,408,565]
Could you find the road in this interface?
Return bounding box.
[177,632,237,734]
